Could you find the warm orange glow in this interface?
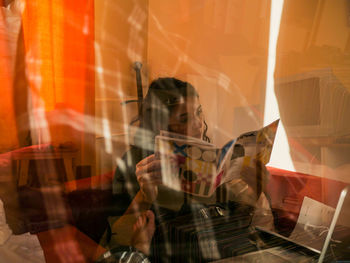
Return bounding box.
[21,1,53,110]
[21,0,94,112]
[61,1,94,112]
[19,0,94,148]
[0,7,19,151]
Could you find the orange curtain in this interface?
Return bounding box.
[0,1,20,152]
[19,0,94,159]
[21,0,94,110]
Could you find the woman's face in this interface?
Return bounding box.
[168,96,204,139]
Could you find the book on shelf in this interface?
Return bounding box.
[155,119,279,197]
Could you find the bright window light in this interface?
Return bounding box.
[264,0,295,172]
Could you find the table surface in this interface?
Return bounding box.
[11,149,79,160]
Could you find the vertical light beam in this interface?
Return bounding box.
[264,0,295,171]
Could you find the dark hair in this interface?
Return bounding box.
[134,77,210,146]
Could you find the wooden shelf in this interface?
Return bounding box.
[290,135,350,147]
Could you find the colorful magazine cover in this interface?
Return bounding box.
[155,119,279,197]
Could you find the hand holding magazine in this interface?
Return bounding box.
[155,119,279,197]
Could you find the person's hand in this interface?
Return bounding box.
[131,210,156,256]
[136,154,162,203]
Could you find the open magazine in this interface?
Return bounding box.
[155,119,279,197]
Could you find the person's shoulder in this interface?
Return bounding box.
[122,145,146,161]
[119,145,154,168]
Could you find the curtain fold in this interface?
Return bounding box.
[0,1,20,152]
[18,0,95,164]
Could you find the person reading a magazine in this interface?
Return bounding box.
[104,77,275,257]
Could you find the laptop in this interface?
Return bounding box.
[212,186,350,263]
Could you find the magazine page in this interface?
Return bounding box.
[217,119,280,187]
[155,136,219,196]
[235,119,279,165]
[155,119,279,197]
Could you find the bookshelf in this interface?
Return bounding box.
[273,68,350,213]
[275,68,350,174]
